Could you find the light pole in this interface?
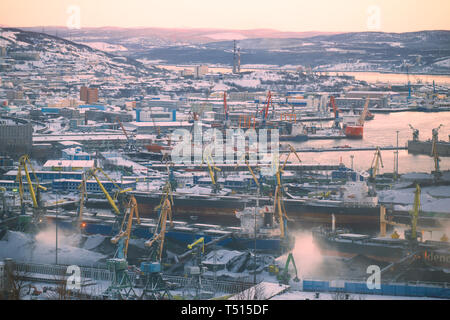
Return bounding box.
[55,191,58,265]
[395,130,399,180]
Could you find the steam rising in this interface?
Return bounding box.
[277,231,324,278]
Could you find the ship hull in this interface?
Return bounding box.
[131,193,381,227]
[344,126,363,139]
[312,231,407,263]
[312,230,450,269]
[46,217,293,253]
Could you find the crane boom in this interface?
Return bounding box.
[111,195,140,259]
[145,188,173,261]
[358,98,370,126]
[187,237,205,253]
[330,96,342,119]
[370,147,384,179]
[410,184,420,241]
[16,155,46,209]
[116,117,129,140]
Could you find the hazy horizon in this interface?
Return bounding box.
[1,0,449,33]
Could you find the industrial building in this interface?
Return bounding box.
[0,117,32,158]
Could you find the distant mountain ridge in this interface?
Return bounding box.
[2,27,450,74]
[20,26,338,45]
[0,27,159,76]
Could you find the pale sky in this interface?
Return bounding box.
[1,0,449,32]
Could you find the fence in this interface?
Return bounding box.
[11,262,254,295]
[164,275,254,295]
[302,279,450,299]
[14,262,112,282]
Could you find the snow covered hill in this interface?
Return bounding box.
[0,27,159,77]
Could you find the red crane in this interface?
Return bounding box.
[330,96,342,119]
[262,90,272,124]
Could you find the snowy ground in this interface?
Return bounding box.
[0,230,106,266]
[378,185,450,214]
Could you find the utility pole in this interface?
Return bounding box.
[56,191,58,265]
[350,155,354,170]
[395,131,399,180]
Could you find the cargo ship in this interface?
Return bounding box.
[312,227,450,270]
[45,205,295,254]
[341,99,370,139]
[130,181,381,227]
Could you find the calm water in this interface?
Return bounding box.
[287,112,450,174]
[158,64,450,86]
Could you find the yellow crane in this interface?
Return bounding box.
[268,145,301,238]
[369,147,384,180]
[110,195,141,259]
[410,184,421,241]
[274,153,296,239]
[205,153,221,190]
[145,188,173,261]
[15,155,47,219]
[187,237,205,253]
[281,144,302,170]
[76,172,87,227]
[82,167,127,216]
[380,184,430,241]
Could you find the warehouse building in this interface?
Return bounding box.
[0,117,32,158]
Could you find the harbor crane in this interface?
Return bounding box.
[110,195,141,260]
[182,237,207,299]
[431,124,443,179]
[408,124,419,141]
[144,189,173,261]
[261,90,273,126]
[115,117,136,151]
[369,147,384,181]
[269,144,301,238]
[408,184,421,241]
[223,91,229,126]
[15,155,47,222]
[205,153,222,193]
[148,106,162,138]
[357,98,370,127]
[75,172,87,229]
[103,196,141,300]
[80,166,133,234]
[330,96,342,119]
[139,187,174,300]
[379,185,445,241]
[273,150,298,239]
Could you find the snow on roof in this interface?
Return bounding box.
[43,160,94,168]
